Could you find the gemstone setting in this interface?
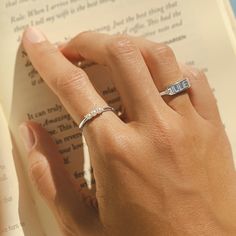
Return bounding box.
[79,106,116,129]
[161,79,191,96]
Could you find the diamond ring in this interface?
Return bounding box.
[160,78,191,96]
[79,106,115,129]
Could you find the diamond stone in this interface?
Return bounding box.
[97,107,103,114]
[86,113,92,119]
[91,110,97,117]
[166,79,190,96]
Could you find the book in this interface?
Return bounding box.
[223,0,236,34]
[0,0,236,235]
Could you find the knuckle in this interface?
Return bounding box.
[106,35,137,60]
[150,113,180,151]
[100,130,132,162]
[151,43,175,61]
[54,67,87,94]
[191,68,207,81]
[149,43,180,77]
[153,119,199,157]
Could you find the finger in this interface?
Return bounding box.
[19,122,103,235]
[59,41,84,62]
[180,65,222,122]
[132,38,194,115]
[61,32,167,121]
[22,27,121,133]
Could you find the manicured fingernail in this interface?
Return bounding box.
[19,123,36,152]
[24,27,46,43]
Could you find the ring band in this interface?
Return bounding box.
[79,106,115,129]
[160,78,191,96]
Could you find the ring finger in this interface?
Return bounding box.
[133,37,194,115]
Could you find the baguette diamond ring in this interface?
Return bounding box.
[160,79,191,96]
[79,106,115,129]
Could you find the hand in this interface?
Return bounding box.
[20,27,236,236]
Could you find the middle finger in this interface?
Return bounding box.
[61,32,167,121]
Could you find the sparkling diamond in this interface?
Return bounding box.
[167,88,174,95]
[86,113,92,119]
[91,110,97,117]
[97,107,103,114]
[182,79,190,89]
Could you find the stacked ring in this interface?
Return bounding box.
[79,106,115,129]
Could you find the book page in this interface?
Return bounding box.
[1,0,236,235]
[0,106,45,236]
[221,0,236,42]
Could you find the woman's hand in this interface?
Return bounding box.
[20,27,236,236]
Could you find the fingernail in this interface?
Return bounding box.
[19,123,36,152]
[24,27,46,43]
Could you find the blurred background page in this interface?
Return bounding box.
[230,0,236,15]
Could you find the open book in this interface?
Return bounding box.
[1,0,236,235]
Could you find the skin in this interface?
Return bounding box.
[20,28,236,236]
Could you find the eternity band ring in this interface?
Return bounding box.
[79,106,115,129]
[160,78,191,96]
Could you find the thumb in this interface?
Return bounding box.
[19,122,103,235]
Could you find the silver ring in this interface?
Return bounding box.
[79,106,115,129]
[160,78,191,96]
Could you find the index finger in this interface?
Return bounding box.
[22,27,120,132]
